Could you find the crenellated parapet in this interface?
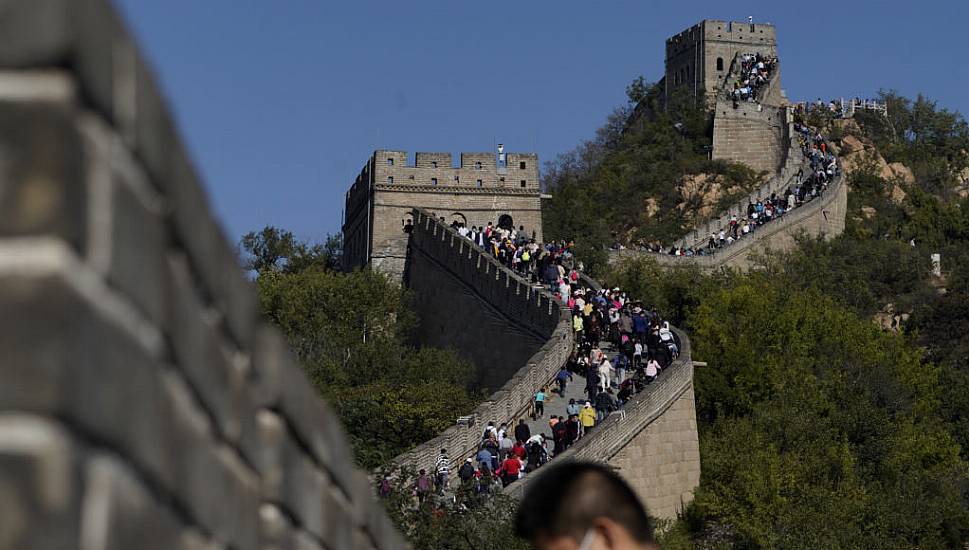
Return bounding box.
[342,150,543,278]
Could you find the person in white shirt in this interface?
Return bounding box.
[598,358,613,391]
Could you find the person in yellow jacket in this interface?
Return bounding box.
[572,313,583,337]
[578,401,596,435]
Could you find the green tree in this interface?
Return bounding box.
[379,467,528,550]
[242,230,478,469]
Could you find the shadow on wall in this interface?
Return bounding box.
[404,210,563,391]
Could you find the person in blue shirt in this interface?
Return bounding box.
[556,366,572,393]
[534,388,546,418]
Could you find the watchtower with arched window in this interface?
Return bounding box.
[342,149,544,279]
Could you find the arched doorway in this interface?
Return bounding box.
[497,214,514,230]
[450,212,467,227]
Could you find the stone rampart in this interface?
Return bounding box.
[0,2,405,548]
[506,330,700,520]
[713,100,789,175]
[391,209,574,474]
[616,170,848,271]
[677,134,806,251]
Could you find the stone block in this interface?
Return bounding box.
[70,0,128,130]
[249,325,291,408]
[77,113,168,327]
[133,59,176,191]
[0,0,70,67]
[0,413,77,550]
[0,252,75,411]
[238,408,285,492]
[64,309,170,486]
[278,361,355,496]
[158,369,259,550]
[294,531,325,550]
[167,148,255,348]
[166,252,249,442]
[279,438,326,539]
[0,101,86,249]
[79,454,182,550]
[177,529,222,550]
[259,503,296,550]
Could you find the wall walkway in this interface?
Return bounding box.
[505,330,699,520]
[614,170,847,271]
[391,210,574,473]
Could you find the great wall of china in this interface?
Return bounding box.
[0,3,846,548]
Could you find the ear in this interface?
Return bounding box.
[591,518,622,549]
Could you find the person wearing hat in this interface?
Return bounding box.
[458,457,476,484]
[579,401,596,435]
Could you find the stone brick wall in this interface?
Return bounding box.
[0,2,406,548]
[608,383,701,520]
[712,100,789,175]
[505,330,700,520]
[391,209,573,476]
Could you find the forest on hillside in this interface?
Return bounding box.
[595,87,969,547]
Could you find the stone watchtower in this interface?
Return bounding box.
[664,19,779,107]
[342,149,542,278]
[665,19,791,176]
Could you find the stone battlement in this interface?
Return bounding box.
[666,20,777,54]
[343,149,543,276]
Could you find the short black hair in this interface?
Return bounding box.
[515,461,654,543]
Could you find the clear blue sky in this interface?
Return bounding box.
[114,0,969,244]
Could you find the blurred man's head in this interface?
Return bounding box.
[515,462,656,550]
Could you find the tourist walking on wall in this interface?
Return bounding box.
[579,402,596,435]
[434,448,450,494]
[557,365,572,393]
[598,358,613,391]
[515,418,531,443]
[534,388,546,418]
[415,469,432,504]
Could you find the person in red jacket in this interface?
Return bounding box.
[512,440,527,460]
[499,454,523,487]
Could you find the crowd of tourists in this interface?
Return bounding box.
[728,52,778,104]
[403,224,682,500]
[621,123,839,258]
[795,97,888,119]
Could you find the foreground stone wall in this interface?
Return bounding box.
[0,2,404,548]
[392,209,573,475]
